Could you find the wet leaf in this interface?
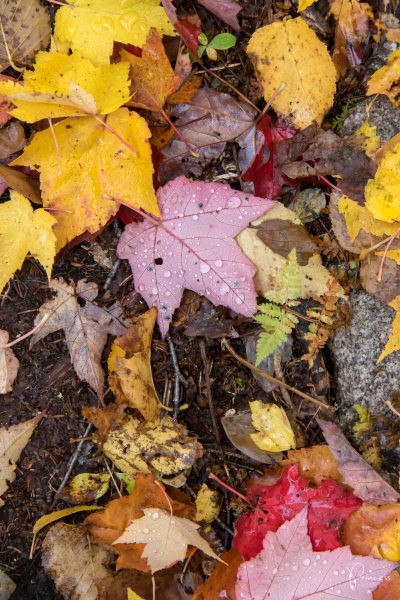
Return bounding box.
[197,0,241,31]
[367,49,400,107]
[249,401,296,452]
[60,473,111,505]
[0,330,20,394]
[114,507,220,573]
[281,445,341,486]
[0,164,41,205]
[195,484,221,524]
[247,18,336,129]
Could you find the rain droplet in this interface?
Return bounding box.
[200,262,210,274]
[220,283,230,296]
[227,197,241,209]
[138,284,145,292]
[333,571,338,576]
[303,559,311,566]
[322,560,327,565]
[292,565,298,571]
[165,291,171,297]
[192,214,199,221]
[151,287,157,295]
[164,270,171,278]
[151,512,159,520]
[235,295,243,305]
[143,528,149,534]
[215,260,222,267]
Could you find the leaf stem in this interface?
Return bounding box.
[93,115,137,155]
[160,108,199,157]
[208,473,250,503]
[376,225,400,282]
[0,313,50,349]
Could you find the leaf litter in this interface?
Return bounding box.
[1,0,400,598]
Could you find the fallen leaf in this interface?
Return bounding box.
[13,108,158,250]
[98,565,190,600]
[353,404,373,438]
[121,29,181,111]
[0,330,20,394]
[158,89,256,183]
[255,218,319,266]
[60,473,111,505]
[0,122,25,159]
[30,278,130,400]
[281,445,341,486]
[367,48,400,107]
[221,409,284,464]
[0,191,56,293]
[108,308,160,421]
[330,0,373,77]
[298,0,317,11]
[195,484,221,523]
[374,571,400,600]
[0,414,41,507]
[128,590,145,600]
[33,505,103,537]
[114,507,220,572]
[85,473,195,571]
[103,414,203,483]
[338,195,398,243]
[317,418,400,504]
[83,403,124,444]
[356,120,381,157]
[342,503,400,561]
[191,548,243,600]
[249,401,295,452]
[42,523,113,600]
[0,0,51,70]
[377,296,400,362]
[233,465,362,560]
[247,18,336,129]
[0,164,41,205]
[365,143,400,223]
[117,176,274,336]
[196,0,241,31]
[54,0,176,65]
[0,570,16,600]
[0,51,130,122]
[235,507,398,600]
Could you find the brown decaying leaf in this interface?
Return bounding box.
[0,329,19,394]
[277,125,376,203]
[196,0,241,31]
[41,522,113,600]
[30,278,130,400]
[191,548,243,600]
[281,445,341,486]
[97,566,190,600]
[317,418,400,504]
[0,570,15,600]
[360,251,400,305]
[373,571,400,600]
[0,122,25,160]
[330,0,373,77]
[0,164,41,204]
[184,300,236,338]
[103,414,203,482]
[83,403,124,444]
[342,503,400,560]
[85,473,195,572]
[108,308,160,422]
[0,0,51,70]
[255,218,319,266]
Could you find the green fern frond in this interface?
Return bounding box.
[264,249,302,305]
[255,304,298,365]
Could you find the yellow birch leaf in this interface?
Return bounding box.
[247,18,336,129]
[54,0,176,65]
[195,484,221,524]
[377,296,400,363]
[108,308,161,422]
[367,48,400,107]
[338,195,398,241]
[0,191,56,293]
[33,505,102,536]
[128,590,145,600]
[355,121,381,157]
[298,0,317,11]
[365,145,400,223]
[249,401,296,452]
[0,51,130,122]
[12,108,158,251]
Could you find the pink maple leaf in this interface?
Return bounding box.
[235,507,398,600]
[117,176,274,335]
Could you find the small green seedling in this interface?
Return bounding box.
[198,32,236,61]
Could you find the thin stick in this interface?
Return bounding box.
[93,115,137,155]
[160,107,199,157]
[319,176,342,193]
[208,473,250,504]
[154,479,173,515]
[166,333,187,421]
[222,338,334,411]
[377,225,400,282]
[103,457,122,497]
[50,423,93,509]
[198,62,261,114]
[0,313,49,349]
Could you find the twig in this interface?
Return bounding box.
[198,62,261,114]
[103,457,122,497]
[50,423,93,509]
[166,333,187,421]
[103,221,123,291]
[377,225,400,282]
[222,338,334,411]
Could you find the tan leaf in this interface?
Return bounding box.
[114,508,220,573]
[0,414,41,507]
[41,522,113,600]
[281,445,341,486]
[30,278,130,400]
[0,330,19,393]
[108,308,160,422]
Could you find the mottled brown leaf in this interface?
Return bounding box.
[255,219,318,266]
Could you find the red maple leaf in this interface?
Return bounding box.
[117,176,274,335]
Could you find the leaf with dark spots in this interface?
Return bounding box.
[255,218,319,265]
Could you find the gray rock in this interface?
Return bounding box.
[332,290,400,425]
[341,95,400,144]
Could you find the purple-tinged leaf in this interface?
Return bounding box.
[197,0,241,31]
[117,176,274,336]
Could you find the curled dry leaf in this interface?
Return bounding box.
[317,418,400,504]
[30,278,130,400]
[247,18,336,129]
[0,0,51,70]
[0,330,19,394]
[0,414,41,507]
[235,507,398,600]
[41,523,113,600]
[108,308,160,422]
[114,507,220,573]
[103,414,203,484]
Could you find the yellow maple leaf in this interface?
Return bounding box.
[367,48,400,107]
[0,51,130,122]
[54,0,176,65]
[247,17,336,129]
[13,108,158,250]
[377,296,400,363]
[338,195,398,241]
[298,0,317,11]
[128,590,145,600]
[249,401,296,452]
[355,121,381,157]
[365,144,400,223]
[0,191,56,293]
